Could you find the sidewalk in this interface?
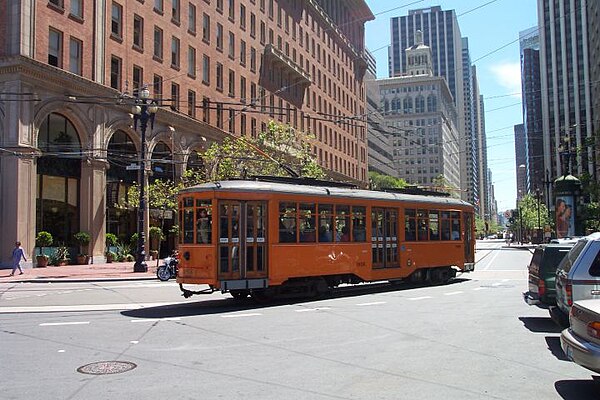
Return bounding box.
[0,261,159,283]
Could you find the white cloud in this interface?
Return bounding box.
[489,62,522,98]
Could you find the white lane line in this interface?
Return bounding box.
[408,296,432,301]
[444,291,463,296]
[473,287,488,291]
[481,248,501,271]
[356,301,387,306]
[0,302,176,314]
[221,313,262,318]
[39,321,90,327]
[130,317,181,323]
[491,282,502,286]
[295,307,332,312]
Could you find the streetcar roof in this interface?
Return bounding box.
[180,180,473,208]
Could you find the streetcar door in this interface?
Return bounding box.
[371,208,399,269]
[217,201,267,281]
[464,212,474,263]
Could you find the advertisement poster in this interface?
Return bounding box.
[555,196,574,238]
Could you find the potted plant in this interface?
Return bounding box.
[35,231,53,267]
[52,245,70,266]
[149,226,164,260]
[105,250,117,263]
[105,233,118,263]
[73,231,91,265]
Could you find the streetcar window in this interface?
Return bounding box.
[441,211,451,240]
[417,209,429,241]
[196,200,212,244]
[279,202,297,243]
[183,208,194,243]
[183,197,193,207]
[429,211,440,241]
[318,204,333,242]
[335,205,350,242]
[299,203,316,243]
[352,206,366,242]
[451,212,461,240]
[405,209,416,241]
[219,204,230,240]
[178,208,183,244]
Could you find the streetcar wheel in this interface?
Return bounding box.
[230,290,250,300]
[157,266,171,281]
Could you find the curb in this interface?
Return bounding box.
[6,277,158,284]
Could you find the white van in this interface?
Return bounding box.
[550,232,600,327]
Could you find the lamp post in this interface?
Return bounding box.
[535,187,542,243]
[130,85,158,272]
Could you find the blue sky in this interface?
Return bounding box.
[363,0,539,212]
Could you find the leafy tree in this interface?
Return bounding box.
[368,171,407,190]
[202,121,324,181]
[431,175,460,198]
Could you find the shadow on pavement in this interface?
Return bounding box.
[545,336,569,361]
[519,316,563,333]
[555,378,600,399]
[122,277,472,319]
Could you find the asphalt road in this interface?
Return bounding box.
[1,239,599,399]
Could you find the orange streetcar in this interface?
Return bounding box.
[176,177,475,300]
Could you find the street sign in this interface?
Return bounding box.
[126,164,140,170]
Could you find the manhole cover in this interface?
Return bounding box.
[77,361,137,375]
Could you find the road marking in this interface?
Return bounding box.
[356,301,387,306]
[221,313,262,318]
[408,296,432,301]
[58,350,66,353]
[444,291,463,296]
[295,307,331,312]
[39,321,90,327]
[491,282,502,286]
[130,317,181,323]
[130,341,139,344]
[473,287,487,291]
[0,302,177,314]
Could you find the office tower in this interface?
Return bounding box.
[538,0,596,185]
[462,37,478,208]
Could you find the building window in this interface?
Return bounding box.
[48,28,62,67]
[154,0,163,13]
[153,26,163,59]
[133,14,144,49]
[228,31,235,59]
[68,37,82,75]
[216,103,223,128]
[70,0,83,18]
[240,4,246,29]
[202,97,209,123]
[240,76,246,102]
[228,109,235,132]
[172,0,180,23]
[132,65,143,92]
[188,3,196,34]
[188,46,196,77]
[228,69,235,97]
[171,82,180,110]
[153,74,163,103]
[171,36,180,68]
[202,13,210,43]
[250,13,255,37]
[110,56,122,90]
[187,90,196,117]
[228,0,235,20]
[216,62,223,91]
[111,2,123,38]
[250,47,256,72]
[239,40,246,66]
[48,0,64,9]
[202,55,210,84]
[216,23,223,51]
[240,113,246,135]
[216,0,223,13]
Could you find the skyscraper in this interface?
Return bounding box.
[538,0,596,185]
[519,27,544,195]
[462,37,478,208]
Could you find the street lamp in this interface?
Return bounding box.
[130,85,158,272]
[535,187,542,243]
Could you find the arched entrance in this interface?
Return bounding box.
[106,130,137,244]
[36,113,81,246]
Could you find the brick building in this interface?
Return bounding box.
[0,0,373,267]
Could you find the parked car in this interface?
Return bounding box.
[523,240,577,307]
[550,232,600,327]
[560,299,600,374]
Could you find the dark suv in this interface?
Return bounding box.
[524,240,577,307]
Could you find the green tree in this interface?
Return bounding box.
[368,171,407,190]
[431,175,460,198]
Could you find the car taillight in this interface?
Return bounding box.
[587,321,600,339]
[566,281,573,306]
[538,280,546,296]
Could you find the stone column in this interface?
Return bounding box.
[80,159,109,264]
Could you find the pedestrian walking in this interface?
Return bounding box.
[10,241,26,276]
